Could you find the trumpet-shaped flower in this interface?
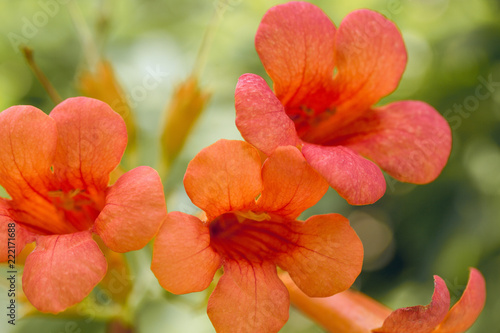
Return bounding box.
[235,2,452,205]
[281,268,485,333]
[151,139,363,333]
[0,97,167,313]
[374,268,486,333]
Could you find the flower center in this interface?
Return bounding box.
[48,189,91,211]
[208,211,299,262]
[286,105,337,143]
[8,187,103,235]
[47,188,101,232]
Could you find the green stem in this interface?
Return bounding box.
[21,47,62,105]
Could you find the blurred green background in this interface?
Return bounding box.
[1,0,499,332]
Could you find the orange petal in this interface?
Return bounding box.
[337,101,452,184]
[183,140,262,220]
[0,105,56,200]
[302,144,386,205]
[207,260,289,333]
[257,146,328,218]
[0,105,67,233]
[22,231,107,313]
[276,214,363,297]
[333,9,407,114]
[0,200,35,262]
[97,245,132,304]
[235,74,300,156]
[373,276,450,333]
[50,97,127,193]
[151,212,221,294]
[433,268,486,333]
[255,2,336,110]
[94,166,167,253]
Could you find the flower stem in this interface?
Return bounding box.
[280,273,391,333]
[21,47,62,105]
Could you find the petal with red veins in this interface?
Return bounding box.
[434,268,486,333]
[207,260,289,333]
[255,2,336,110]
[235,74,300,156]
[184,140,262,219]
[336,101,452,184]
[276,214,363,297]
[94,166,167,253]
[50,97,127,193]
[151,212,221,294]
[22,231,107,313]
[0,106,67,233]
[258,146,328,219]
[373,276,450,333]
[0,200,35,262]
[333,9,407,113]
[0,105,56,200]
[302,143,386,205]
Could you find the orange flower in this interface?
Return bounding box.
[235,2,451,205]
[282,268,486,333]
[0,97,167,313]
[374,268,485,333]
[151,139,363,333]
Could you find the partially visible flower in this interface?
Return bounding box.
[160,75,211,169]
[0,97,167,313]
[151,139,363,333]
[235,2,451,205]
[282,268,486,333]
[374,268,485,333]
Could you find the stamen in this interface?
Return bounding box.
[235,211,271,222]
[48,189,93,211]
